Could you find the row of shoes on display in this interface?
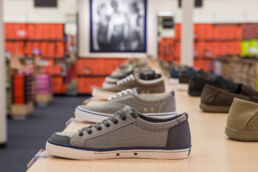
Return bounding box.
[161,59,258,141]
[46,58,192,160]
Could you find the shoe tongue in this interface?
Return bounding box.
[121,106,138,118]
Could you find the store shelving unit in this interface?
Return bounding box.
[158,23,258,71]
[76,57,126,94]
[4,23,67,94]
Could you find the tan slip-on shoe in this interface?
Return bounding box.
[225,98,258,141]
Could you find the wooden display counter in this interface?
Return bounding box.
[10,102,34,119]
[36,93,53,106]
[27,64,258,172]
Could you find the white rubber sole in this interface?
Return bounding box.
[105,77,119,83]
[176,84,188,91]
[92,88,116,100]
[75,107,177,123]
[46,142,191,160]
[102,82,116,88]
[169,78,179,85]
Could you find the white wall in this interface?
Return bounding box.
[3,0,77,23]
[78,0,258,58]
[3,0,258,57]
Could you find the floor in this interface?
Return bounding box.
[0,96,86,172]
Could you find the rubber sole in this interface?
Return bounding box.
[188,90,201,97]
[102,82,116,88]
[92,88,116,100]
[105,77,119,83]
[75,107,178,123]
[200,103,230,113]
[46,142,191,160]
[176,84,188,91]
[225,126,258,141]
[169,78,179,85]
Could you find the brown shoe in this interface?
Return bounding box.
[225,98,258,141]
[200,84,258,113]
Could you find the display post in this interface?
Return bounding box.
[0,0,7,147]
[181,0,194,66]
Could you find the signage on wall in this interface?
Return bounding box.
[162,18,174,29]
[34,0,57,8]
[178,0,203,8]
[90,0,147,53]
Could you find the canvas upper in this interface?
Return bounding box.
[200,84,257,108]
[178,67,198,84]
[99,72,165,94]
[48,106,191,150]
[77,88,176,115]
[226,98,258,132]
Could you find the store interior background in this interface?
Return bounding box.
[1,0,258,171]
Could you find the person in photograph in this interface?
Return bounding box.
[107,0,128,51]
[94,3,111,51]
[126,1,144,51]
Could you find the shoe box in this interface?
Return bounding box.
[5,23,65,58]
[51,76,66,94]
[12,74,33,105]
[158,23,258,71]
[76,58,126,94]
[35,74,52,94]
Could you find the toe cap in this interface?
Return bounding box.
[48,133,70,145]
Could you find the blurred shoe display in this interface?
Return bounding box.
[176,67,198,91]
[188,70,238,97]
[200,84,258,113]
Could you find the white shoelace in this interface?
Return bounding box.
[108,89,133,101]
[117,74,135,85]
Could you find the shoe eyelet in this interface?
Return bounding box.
[97,127,102,131]
[105,123,110,127]
[114,120,118,124]
[79,133,83,137]
[87,130,92,134]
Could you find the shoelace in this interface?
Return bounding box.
[108,89,133,101]
[78,110,137,136]
[117,74,135,85]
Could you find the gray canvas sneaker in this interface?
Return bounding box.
[102,66,152,88]
[75,88,176,122]
[93,73,165,100]
[46,106,191,160]
[104,59,148,83]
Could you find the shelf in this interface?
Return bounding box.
[41,56,66,60]
[77,74,108,77]
[172,38,242,42]
[6,38,65,42]
[170,56,214,60]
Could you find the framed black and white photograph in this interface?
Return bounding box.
[90,0,147,52]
